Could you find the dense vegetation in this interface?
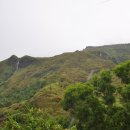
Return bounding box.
[63,61,130,130]
[1,59,130,130]
[0,44,130,129]
[0,80,46,107]
[1,106,76,130]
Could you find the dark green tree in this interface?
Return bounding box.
[114,60,130,84]
[91,70,116,106]
[63,83,106,130]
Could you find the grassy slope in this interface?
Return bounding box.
[0,43,130,116]
[84,43,130,63]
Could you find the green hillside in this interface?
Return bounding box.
[84,43,130,63]
[0,43,130,129]
[0,52,114,107]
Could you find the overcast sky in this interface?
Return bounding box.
[0,0,130,61]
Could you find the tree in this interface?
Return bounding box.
[63,69,130,130]
[114,60,130,84]
[2,107,76,130]
[91,70,116,106]
[63,83,106,130]
[105,106,130,130]
[63,83,94,110]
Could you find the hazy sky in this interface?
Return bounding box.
[0,0,130,61]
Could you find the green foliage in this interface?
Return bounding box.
[92,70,116,105]
[121,84,130,103]
[2,107,76,130]
[76,96,105,130]
[119,84,130,112]
[0,64,14,82]
[114,60,130,84]
[63,83,94,110]
[63,68,130,130]
[105,106,130,130]
[63,83,106,130]
[0,80,46,107]
[114,61,130,110]
[1,45,130,129]
[56,115,71,128]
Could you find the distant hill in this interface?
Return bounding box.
[0,43,130,116]
[84,43,130,63]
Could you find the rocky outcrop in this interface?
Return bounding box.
[19,56,38,68]
[7,55,18,67]
[7,55,38,69]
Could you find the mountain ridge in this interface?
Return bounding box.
[0,43,130,115]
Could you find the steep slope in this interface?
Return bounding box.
[0,43,130,113]
[0,55,17,83]
[0,51,114,108]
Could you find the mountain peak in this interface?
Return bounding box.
[9,55,18,59]
[19,55,38,68]
[6,55,38,69]
[7,55,19,66]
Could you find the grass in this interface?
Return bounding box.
[0,43,130,121]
